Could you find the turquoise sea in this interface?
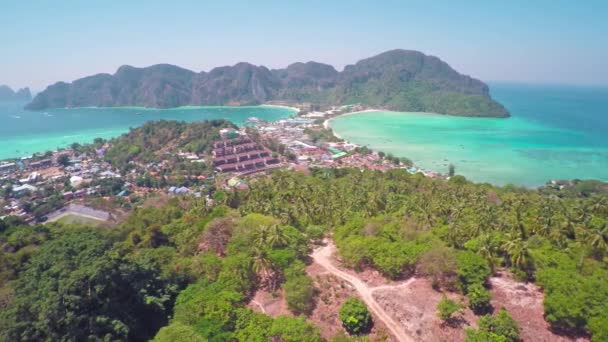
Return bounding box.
[0,104,295,160]
[330,83,608,187]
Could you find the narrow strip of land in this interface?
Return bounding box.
[311,240,414,342]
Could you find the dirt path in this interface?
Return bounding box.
[250,299,266,314]
[311,240,415,342]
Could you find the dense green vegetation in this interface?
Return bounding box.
[1,153,607,340]
[437,296,463,323]
[105,119,235,171]
[284,264,316,315]
[0,228,179,341]
[465,309,520,342]
[339,297,372,335]
[0,200,324,341]
[232,169,608,339]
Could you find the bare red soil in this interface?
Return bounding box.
[489,271,589,342]
[250,242,590,342]
[247,288,290,317]
[374,278,477,342]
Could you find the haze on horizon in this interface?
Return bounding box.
[2,0,607,91]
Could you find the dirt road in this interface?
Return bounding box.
[311,240,415,342]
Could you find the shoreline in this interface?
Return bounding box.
[322,109,453,130]
[324,109,505,130]
[260,104,300,114]
[24,104,301,112]
[322,110,608,188]
[323,109,384,130]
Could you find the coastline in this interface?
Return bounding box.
[0,104,297,161]
[322,108,608,187]
[323,109,384,130]
[27,104,301,112]
[322,109,454,130]
[260,104,300,114]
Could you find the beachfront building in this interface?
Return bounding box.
[29,159,52,169]
[0,163,17,175]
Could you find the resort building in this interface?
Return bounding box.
[212,134,278,174]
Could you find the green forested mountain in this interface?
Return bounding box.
[26,50,509,117]
[103,119,235,169]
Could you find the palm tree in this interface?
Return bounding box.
[477,233,500,271]
[585,196,608,216]
[253,224,289,249]
[582,217,608,256]
[251,247,280,290]
[502,234,531,272]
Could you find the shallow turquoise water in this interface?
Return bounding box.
[0,104,295,160]
[330,84,608,187]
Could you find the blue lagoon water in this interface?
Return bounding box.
[0,104,295,160]
[330,83,608,186]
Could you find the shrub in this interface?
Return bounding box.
[467,283,492,314]
[369,241,428,279]
[153,322,206,342]
[305,225,326,241]
[284,275,315,315]
[417,246,458,290]
[483,308,520,341]
[466,308,520,342]
[269,315,323,342]
[465,330,508,342]
[588,314,608,342]
[339,297,372,334]
[233,308,273,341]
[437,295,462,322]
[456,250,491,292]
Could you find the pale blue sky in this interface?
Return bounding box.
[1,0,607,90]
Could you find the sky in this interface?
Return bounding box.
[1,0,607,91]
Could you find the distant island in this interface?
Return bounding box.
[0,85,31,102]
[26,50,509,117]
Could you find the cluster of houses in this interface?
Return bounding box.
[212,129,279,174]
[253,117,398,171]
[0,148,128,222]
[1,105,450,223]
[0,158,53,176]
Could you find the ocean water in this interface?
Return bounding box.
[330,83,608,187]
[0,104,295,160]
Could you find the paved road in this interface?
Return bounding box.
[311,240,415,342]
